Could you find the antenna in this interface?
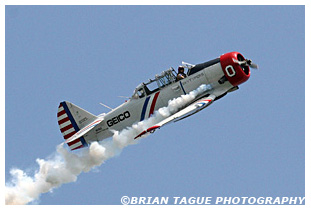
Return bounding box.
[118,96,130,99]
[99,103,113,111]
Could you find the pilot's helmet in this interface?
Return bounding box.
[178,66,184,72]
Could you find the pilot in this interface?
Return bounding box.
[176,66,187,81]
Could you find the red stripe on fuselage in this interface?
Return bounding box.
[149,92,160,117]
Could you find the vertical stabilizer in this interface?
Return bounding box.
[57,101,97,150]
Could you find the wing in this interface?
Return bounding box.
[134,94,216,139]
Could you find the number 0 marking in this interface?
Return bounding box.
[225,65,236,77]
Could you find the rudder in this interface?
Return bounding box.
[57,101,97,150]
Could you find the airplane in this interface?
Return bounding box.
[57,51,258,150]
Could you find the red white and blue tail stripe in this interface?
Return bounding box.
[57,102,88,150]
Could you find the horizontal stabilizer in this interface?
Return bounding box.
[65,118,103,144]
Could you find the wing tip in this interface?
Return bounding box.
[134,125,161,140]
[147,125,160,132]
[134,130,147,140]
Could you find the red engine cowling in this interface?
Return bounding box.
[220,52,250,87]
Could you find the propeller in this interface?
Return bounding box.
[233,58,259,69]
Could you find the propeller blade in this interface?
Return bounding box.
[232,58,258,69]
[250,63,259,69]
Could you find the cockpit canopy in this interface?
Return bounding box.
[132,68,177,99]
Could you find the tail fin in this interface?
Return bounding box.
[57,101,97,150]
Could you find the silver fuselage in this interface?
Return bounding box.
[90,61,233,143]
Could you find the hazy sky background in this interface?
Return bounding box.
[5,5,305,204]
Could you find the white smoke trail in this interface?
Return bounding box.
[5,84,209,205]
